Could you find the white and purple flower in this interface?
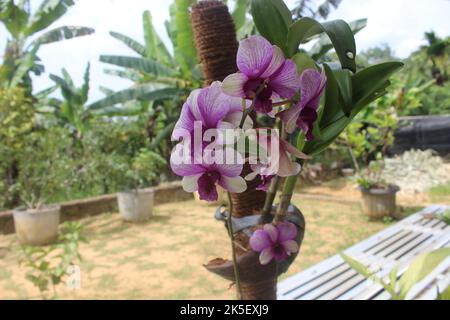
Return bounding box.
[278,68,327,140]
[222,35,300,115]
[172,81,252,143]
[171,148,247,201]
[250,222,299,265]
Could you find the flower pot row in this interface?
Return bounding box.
[12,189,155,246]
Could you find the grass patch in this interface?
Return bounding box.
[429,182,450,202]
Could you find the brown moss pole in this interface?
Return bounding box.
[191,0,274,300]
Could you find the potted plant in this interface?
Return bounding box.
[169,0,403,300]
[117,148,166,222]
[357,160,400,219]
[12,129,74,246]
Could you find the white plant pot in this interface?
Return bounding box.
[117,189,154,222]
[13,206,61,246]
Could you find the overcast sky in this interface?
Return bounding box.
[1,0,449,103]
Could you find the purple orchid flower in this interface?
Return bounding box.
[250,222,299,265]
[172,81,252,143]
[245,131,311,186]
[222,35,300,114]
[170,146,247,201]
[278,68,327,140]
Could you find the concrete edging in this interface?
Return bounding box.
[0,181,192,235]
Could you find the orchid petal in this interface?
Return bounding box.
[259,247,275,265]
[277,222,298,242]
[277,104,302,134]
[219,176,247,193]
[300,68,327,110]
[250,229,272,252]
[172,102,195,140]
[264,224,279,243]
[282,240,299,255]
[270,59,300,99]
[170,150,205,177]
[222,73,248,98]
[280,139,311,160]
[260,46,285,78]
[182,174,202,193]
[195,82,230,128]
[237,35,273,78]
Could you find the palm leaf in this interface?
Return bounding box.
[142,10,172,65]
[88,86,187,110]
[109,31,147,57]
[24,0,75,36]
[99,55,176,77]
[173,0,198,76]
[0,0,29,38]
[32,26,94,46]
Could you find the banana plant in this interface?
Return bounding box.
[0,0,94,93]
[89,1,199,158]
[38,63,100,148]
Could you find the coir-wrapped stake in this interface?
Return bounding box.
[191,0,239,86]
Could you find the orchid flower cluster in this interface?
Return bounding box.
[171,35,326,265]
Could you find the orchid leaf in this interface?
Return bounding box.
[292,52,317,75]
[309,18,367,60]
[352,61,404,113]
[334,69,353,116]
[319,63,340,128]
[287,18,357,71]
[250,0,289,54]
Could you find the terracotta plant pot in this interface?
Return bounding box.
[205,204,306,300]
[13,205,61,246]
[359,185,400,219]
[117,189,154,222]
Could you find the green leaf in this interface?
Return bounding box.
[309,18,367,60]
[250,0,289,54]
[0,0,29,38]
[334,69,353,116]
[352,61,404,113]
[99,55,176,77]
[24,0,75,36]
[340,253,374,278]
[142,11,172,65]
[9,44,40,87]
[398,248,450,299]
[319,63,340,128]
[109,31,147,57]
[81,63,90,103]
[292,52,317,75]
[32,26,94,46]
[287,18,357,71]
[173,0,198,75]
[88,87,186,110]
[232,0,248,31]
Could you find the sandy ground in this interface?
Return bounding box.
[0,196,418,300]
[297,177,450,207]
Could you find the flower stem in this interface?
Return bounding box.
[227,192,243,299]
[262,176,280,216]
[272,99,293,107]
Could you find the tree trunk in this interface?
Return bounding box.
[191,0,273,300]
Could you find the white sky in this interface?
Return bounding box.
[1,0,449,103]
